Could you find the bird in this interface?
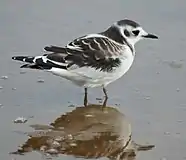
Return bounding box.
[12,19,158,106]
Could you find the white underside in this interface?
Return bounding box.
[48,48,134,88]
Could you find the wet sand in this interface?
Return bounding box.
[0,0,186,160]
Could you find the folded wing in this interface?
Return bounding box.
[44,35,123,72]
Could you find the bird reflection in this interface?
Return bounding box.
[11,103,154,160]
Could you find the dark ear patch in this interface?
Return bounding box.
[124,29,130,37]
[132,30,140,36]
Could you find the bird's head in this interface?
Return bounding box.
[114,19,158,46]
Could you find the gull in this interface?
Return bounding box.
[12,19,158,106]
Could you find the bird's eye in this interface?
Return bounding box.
[132,30,140,36]
[124,29,130,37]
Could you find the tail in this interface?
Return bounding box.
[12,56,35,63]
[12,55,66,70]
[12,56,44,69]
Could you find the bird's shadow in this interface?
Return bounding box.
[10,100,154,160]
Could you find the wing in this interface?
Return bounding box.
[44,34,124,72]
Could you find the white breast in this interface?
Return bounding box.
[102,48,135,86]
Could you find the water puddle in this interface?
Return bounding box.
[11,101,154,160]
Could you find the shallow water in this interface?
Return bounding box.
[0,0,186,160]
[11,104,155,159]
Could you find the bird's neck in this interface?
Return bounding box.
[102,26,135,54]
[124,39,135,55]
[102,26,124,44]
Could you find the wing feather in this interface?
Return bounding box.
[43,34,124,72]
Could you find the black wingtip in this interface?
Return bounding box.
[20,64,43,69]
[12,56,23,61]
[12,56,17,60]
[44,45,66,53]
[44,46,50,51]
[44,46,53,52]
[20,64,29,68]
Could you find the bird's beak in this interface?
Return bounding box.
[142,33,158,39]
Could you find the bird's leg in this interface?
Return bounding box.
[84,88,88,107]
[102,96,108,107]
[103,87,108,99]
[102,87,108,107]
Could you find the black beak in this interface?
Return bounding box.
[143,33,158,39]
